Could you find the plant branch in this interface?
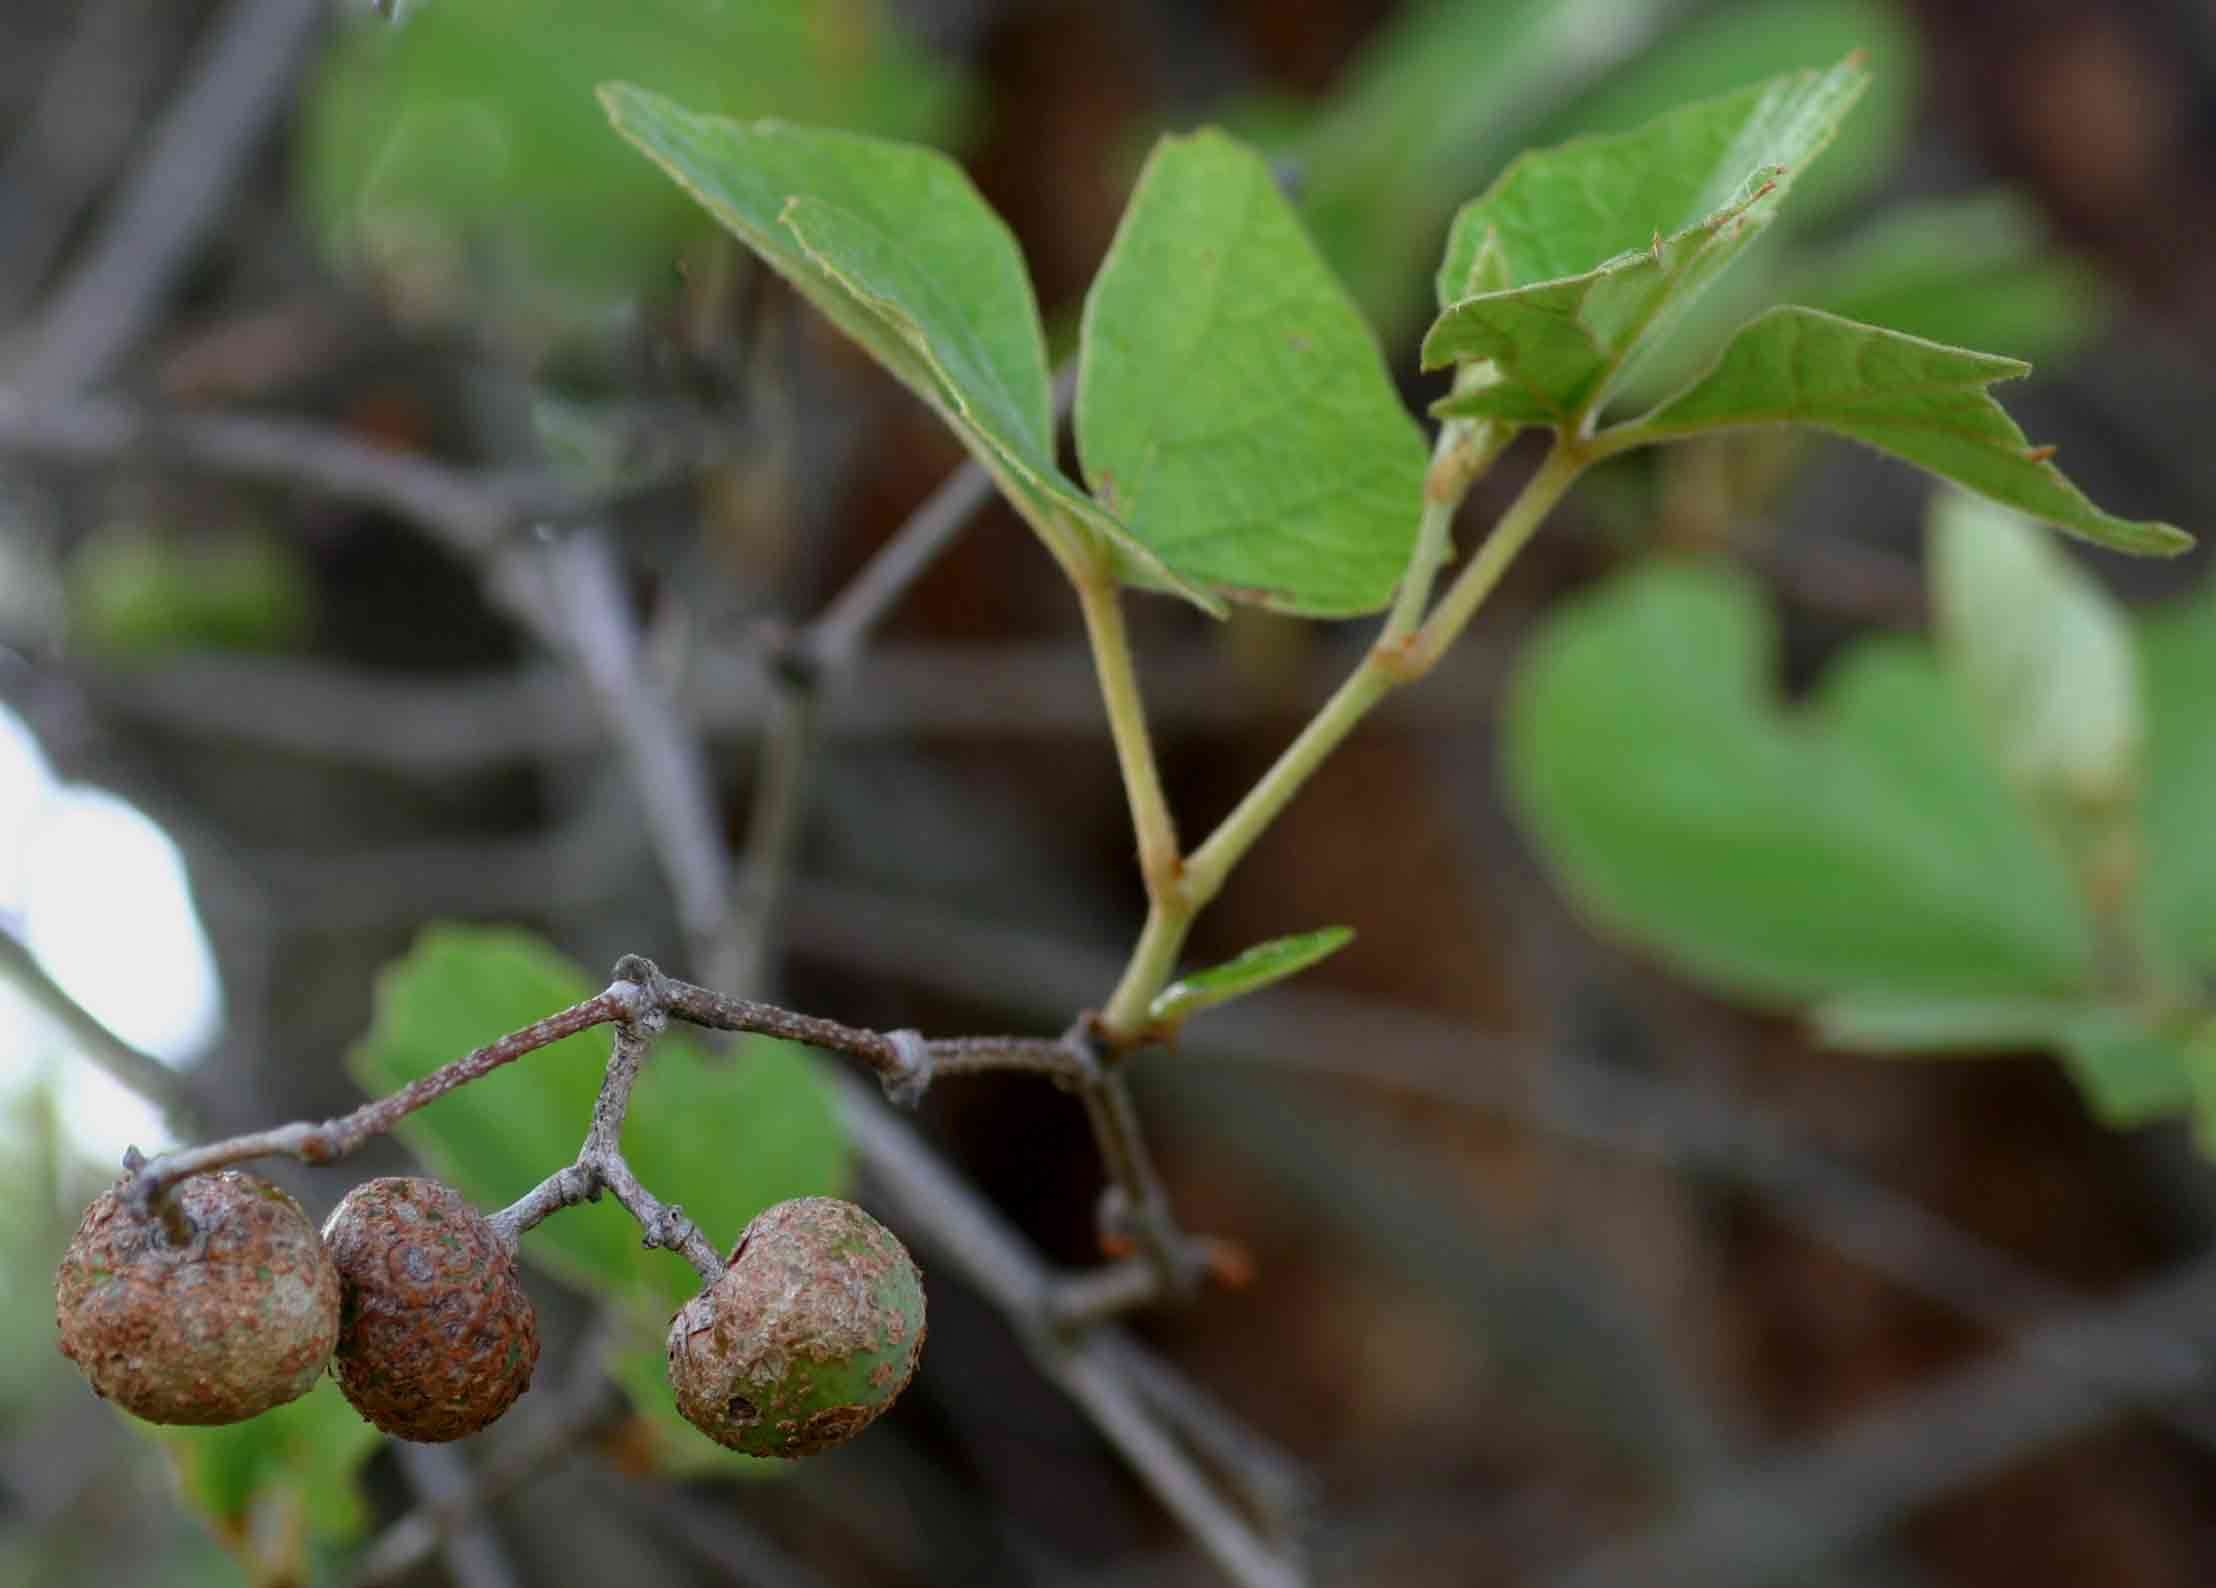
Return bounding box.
[1097,439,1579,1047]
[0,930,201,1133]
[783,871,2216,1465]
[1547,1250,2216,1588]
[724,674,820,999]
[1403,437,1586,672]
[126,963,1096,1232]
[804,362,1079,672]
[1382,412,1507,646]
[90,317,1290,1573]
[1182,441,1583,908]
[1097,899,1196,1045]
[1075,571,1183,899]
[45,636,1512,777]
[125,989,631,1213]
[824,1069,1306,1588]
[0,388,595,559]
[719,363,1079,997]
[534,531,736,985]
[1079,1069,1202,1299]
[5,0,324,393]
[389,1444,523,1588]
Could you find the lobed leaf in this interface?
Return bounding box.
[1621,308,2190,556]
[599,84,1219,612]
[1147,926,1355,1029]
[1505,562,2095,1008]
[1077,131,1426,616]
[1423,61,1868,425]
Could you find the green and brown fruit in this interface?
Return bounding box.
[666,1197,926,1458]
[54,1170,342,1426]
[322,1177,539,1442]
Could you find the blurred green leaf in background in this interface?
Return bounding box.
[1510,491,2216,1145]
[150,1382,383,1584]
[66,523,314,658]
[300,0,970,326]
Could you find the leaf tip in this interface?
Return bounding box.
[595,80,645,124]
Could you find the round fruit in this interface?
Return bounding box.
[667,1196,926,1459]
[322,1177,539,1442]
[54,1170,341,1426]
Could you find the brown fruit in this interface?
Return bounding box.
[54,1170,341,1426]
[322,1177,539,1442]
[666,1197,925,1458]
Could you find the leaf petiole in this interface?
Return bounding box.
[1095,439,1585,1043]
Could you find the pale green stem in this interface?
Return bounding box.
[1095,439,1588,1049]
[1178,649,1398,910]
[1404,439,1587,672]
[1384,424,1473,643]
[1074,569,1182,898]
[1099,893,1197,1039]
[1386,494,1459,643]
[1384,400,1507,644]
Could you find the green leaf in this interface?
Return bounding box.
[69,524,312,657]
[599,84,1220,614]
[1603,184,2098,418]
[1505,562,2095,1008]
[302,0,968,312]
[1522,0,1917,232]
[1282,0,1665,335]
[1076,131,1426,616]
[154,1381,381,1550]
[2061,1008,2197,1128]
[1814,993,2084,1053]
[2185,1025,2216,1155]
[1618,308,2190,557]
[1788,191,2105,367]
[2140,589,2216,968]
[350,926,848,1314]
[1423,61,1868,425]
[1148,927,1355,1029]
[1931,491,2143,820]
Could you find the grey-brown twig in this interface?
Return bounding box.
[487,976,724,1283]
[717,362,1081,998]
[536,531,736,985]
[0,388,592,557]
[6,0,325,393]
[125,988,631,1215]
[823,1068,1307,1588]
[120,960,1096,1283]
[1546,1250,2216,1588]
[0,930,200,1133]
